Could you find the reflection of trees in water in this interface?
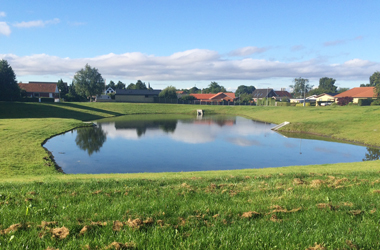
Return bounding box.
[159,121,177,133]
[114,120,177,137]
[75,126,107,156]
[363,147,380,161]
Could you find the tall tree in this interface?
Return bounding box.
[203,81,226,93]
[370,71,380,97]
[73,64,105,101]
[289,77,312,98]
[57,79,68,97]
[115,81,126,89]
[106,80,116,89]
[0,59,20,101]
[135,80,147,90]
[189,86,199,93]
[318,77,337,93]
[235,85,256,97]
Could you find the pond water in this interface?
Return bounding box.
[44,115,379,174]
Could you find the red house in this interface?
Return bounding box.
[190,92,236,102]
[18,82,60,98]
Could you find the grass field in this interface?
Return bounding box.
[1,102,380,249]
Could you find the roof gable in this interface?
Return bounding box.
[252,89,277,98]
[18,83,58,93]
[274,90,292,98]
[335,87,376,98]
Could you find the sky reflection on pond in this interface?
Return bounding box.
[44,115,379,174]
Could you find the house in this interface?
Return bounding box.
[190,92,236,102]
[334,87,377,104]
[115,89,161,103]
[105,87,115,94]
[18,82,60,98]
[315,93,337,106]
[252,89,277,102]
[273,90,292,101]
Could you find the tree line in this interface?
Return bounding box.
[1,59,380,102]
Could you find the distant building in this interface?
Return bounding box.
[18,82,60,98]
[190,92,235,102]
[252,89,277,102]
[105,87,115,94]
[115,89,161,103]
[334,87,377,104]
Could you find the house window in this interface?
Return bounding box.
[34,93,40,97]
[145,95,149,98]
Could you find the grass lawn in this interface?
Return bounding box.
[0,102,380,249]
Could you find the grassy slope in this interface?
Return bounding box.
[1,102,380,178]
[1,102,380,249]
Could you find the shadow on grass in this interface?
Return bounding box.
[0,102,122,121]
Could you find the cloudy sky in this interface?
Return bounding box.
[1,0,379,91]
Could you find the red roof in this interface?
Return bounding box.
[274,90,292,98]
[190,92,235,101]
[18,83,58,93]
[335,87,377,98]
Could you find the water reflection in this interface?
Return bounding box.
[363,147,380,161]
[75,125,107,156]
[113,120,178,136]
[44,115,378,174]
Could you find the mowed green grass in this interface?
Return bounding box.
[1,171,380,249]
[1,102,380,249]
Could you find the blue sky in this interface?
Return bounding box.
[1,0,379,91]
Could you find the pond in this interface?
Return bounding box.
[44,115,379,174]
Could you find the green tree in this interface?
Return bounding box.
[239,93,253,103]
[57,79,68,97]
[0,59,20,101]
[135,80,147,90]
[115,81,126,89]
[106,80,116,89]
[235,85,256,97]
[73,64,105,101]
[289,77,312,98]
[159,86,177,99]
[318,77,337,93]
[189,86,200,93]
[203,81,226,93]
[370,71,380,97]
[126,83,135,89]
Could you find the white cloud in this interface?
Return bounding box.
[0,12,6,17]
[229,46,268,57]
[13,18,60,28]
[1,50,379,82]
[0,22,11,36]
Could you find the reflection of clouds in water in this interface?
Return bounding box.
[100,123,163,140]
[99,117,273,144]
[227,137,261,147]
[169,123,219,144]
[228,118,273,136]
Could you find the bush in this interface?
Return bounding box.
[370,99,380,106]
[336,96,353,106]
[358,98,373,106]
